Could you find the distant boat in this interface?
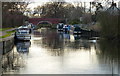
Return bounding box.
[63,25,71,33]
[15,26,31,40]
[57,23,64,31]
[73,25,81,34]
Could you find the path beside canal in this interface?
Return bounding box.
[0,28,16,40]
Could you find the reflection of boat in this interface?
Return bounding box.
[74,35,81,40]
[63,33,70,39]
[58,32,64,39]
[63,25,71,33]
[73,25,81,34]
[16,41,31,53]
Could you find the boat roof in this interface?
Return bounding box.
[18,26,29,29]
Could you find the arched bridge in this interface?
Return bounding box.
[29,18,63,25]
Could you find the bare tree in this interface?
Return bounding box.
[2,2,29,27]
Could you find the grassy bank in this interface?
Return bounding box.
[0,34,11,38]
[0,28,15,38]
[0,28,13,31]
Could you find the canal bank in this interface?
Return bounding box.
[0,35,15,75]
[0,42,3,76]
[0,35,15,55]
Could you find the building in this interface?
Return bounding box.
[107,2,120,15]
[118,1,120,8]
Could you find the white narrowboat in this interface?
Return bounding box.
[15,26,31,40]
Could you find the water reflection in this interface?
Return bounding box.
[2,41,31,74]
[16,41,31,53]
[98,39,119,74]
[98,39,119,67]
[74,35,81,40]
[2,29,119,74]
[63,33,70,40]
[41,30,93,51]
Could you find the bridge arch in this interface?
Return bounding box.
[37,21,52,28]
[29,18,64,25]
[37,21,52,25]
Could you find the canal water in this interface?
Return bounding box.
[2,28,119,74]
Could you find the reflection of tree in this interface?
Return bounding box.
[48,49,64,56]
[40,29,97,56]
[41,30,64,50]
[67,40,91,50]
[98,39,120,74]
[39,30,64,56]
[98,39,119,65]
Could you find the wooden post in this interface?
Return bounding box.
[0,1,2,29]
[0,2,2,76]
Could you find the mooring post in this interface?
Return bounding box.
[0,1,2,76]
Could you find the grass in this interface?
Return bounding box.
[6,30,15,34]
[0,34,11,38]
[0,28,13,31]
[0,30,15,38]
[0,29,2,31]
